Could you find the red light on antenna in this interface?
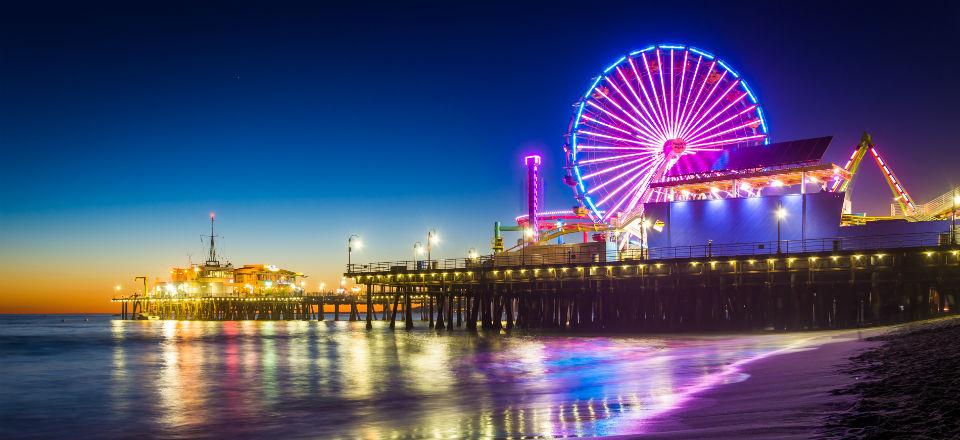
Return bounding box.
[210,212,215,219]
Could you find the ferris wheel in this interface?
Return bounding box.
[565,44,769,232]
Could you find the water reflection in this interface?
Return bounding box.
[1,316,828,439]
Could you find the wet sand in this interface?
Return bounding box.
[640,333,878,438]
[631,316,960,439]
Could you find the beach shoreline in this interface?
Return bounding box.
[627,316,960,439]
[632,327,886,439]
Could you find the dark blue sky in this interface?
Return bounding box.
[2,1,959,298]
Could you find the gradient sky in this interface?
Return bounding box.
[2,1,959,313]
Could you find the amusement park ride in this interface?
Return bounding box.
[495,43,959,254]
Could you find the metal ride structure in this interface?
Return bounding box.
[832,132,918,218]
[565,44,769,246]
[830,132,960,224]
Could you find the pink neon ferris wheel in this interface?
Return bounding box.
[566,44,769,223]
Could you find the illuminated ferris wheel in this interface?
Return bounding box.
[565,44,769,228]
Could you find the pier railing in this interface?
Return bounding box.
[347,230,954,274]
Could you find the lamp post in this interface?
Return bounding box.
[952,191,959,245]
[775,204,787,255]
[641,218,651,260]
[427,230,438,268]
[347,234,362,273]
[414,241,424,269]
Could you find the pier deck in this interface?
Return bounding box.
[115,232,960,332]
[348,231,960,332]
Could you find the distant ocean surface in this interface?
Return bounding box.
[0,315,818,439]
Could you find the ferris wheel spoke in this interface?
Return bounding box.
[667,50,675,135]
[606,73,665,142]
[640,52,671,138]
[585,100,662,145]
[577,145,650,151]
[595,159,661,206]
[584,155,658,188]
[681,92,750,142]
[675,50,689,136]
[677,70,727,138]
[629,57,670,137]
[623,160,668,214]
[685,134,767,149]
[686,118,761,146]
[683,105,757,144]
[678,77,738,140]
[677,64,723,138]
[577,150,651,165]
[676,55,703,134]
[583,152,658,178]
[580,113,635,136]
[656,50,672,137]
[615,66,667,139]
[602,159,663,221]
[577,129,659,149]
[595,82,664,143]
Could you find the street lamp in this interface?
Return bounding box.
[952,191,960,245]
[427,230,438,268]
[414,241,424,269]
[775,204,787,254]
[319,281,326,292]
[347,234,362,273]
[641,218,651,260]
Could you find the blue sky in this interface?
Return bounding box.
[2,0,958,310]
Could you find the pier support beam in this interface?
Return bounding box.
[365,283,373,330]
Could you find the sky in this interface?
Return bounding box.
[2,0,959,313]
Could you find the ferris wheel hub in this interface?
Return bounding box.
[663,138,687,157]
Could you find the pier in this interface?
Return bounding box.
[113,231,960,332]
[346,231,960,332]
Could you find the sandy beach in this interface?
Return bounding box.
[635,331,878,438]
[627,316,960,439]
[632,317,960,439]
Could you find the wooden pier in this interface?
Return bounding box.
[115,233,960,333]
[113,293,424,322]
[348,233,960,332]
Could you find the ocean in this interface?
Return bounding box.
[0,315,819,439]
